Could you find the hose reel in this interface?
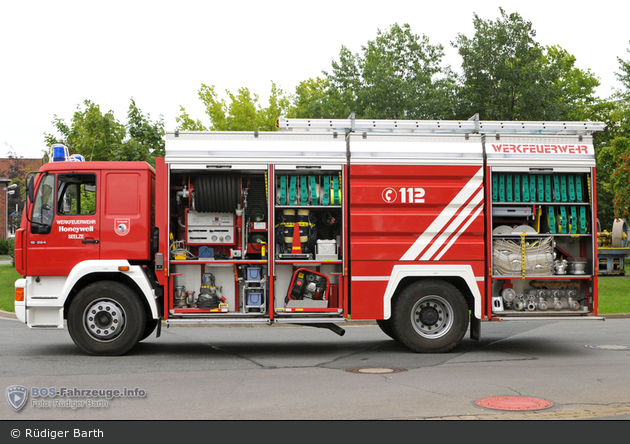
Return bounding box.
[193,175,241,213]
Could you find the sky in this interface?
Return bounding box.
[1,0,629,160]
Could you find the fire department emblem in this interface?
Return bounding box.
[115,218,130,236]
[6,385,28,412]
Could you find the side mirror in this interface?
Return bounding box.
[26,173,35,203]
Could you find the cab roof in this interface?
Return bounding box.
[39,160,155,173]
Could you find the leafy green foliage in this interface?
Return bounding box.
[0,238,14,256]
[453,8,600,121]
[125,98,165,161]
[45,98,164,166]
[287,77,337,119]
[315,23,458,119]
[593,42,630,229]
[615,41,630,96]
[598,137,630,220]
[256,82,292,131]
[174,105,207,131]
[45,100,126,161]
[176,82,292,131]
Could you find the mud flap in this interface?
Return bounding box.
[470,314,481,342]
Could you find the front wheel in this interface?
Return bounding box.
[391,280,469,353]
[67,281,146,356]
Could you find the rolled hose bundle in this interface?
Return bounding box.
[493,237,554,276]
[194,175,240,213]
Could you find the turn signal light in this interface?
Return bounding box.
[15,288,24,302]
[118,266,130,272]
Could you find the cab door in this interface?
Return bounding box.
[26,172,100,276]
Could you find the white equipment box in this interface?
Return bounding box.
[186,211,235,245]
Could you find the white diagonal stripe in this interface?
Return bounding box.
[434,197,485,261]
[400,167,484,261]
[421,187,484,260]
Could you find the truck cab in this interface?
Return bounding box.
[14,159,160,355]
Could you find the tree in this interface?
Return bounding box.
[174,106,207,132]
[176,82,292,131]
[287,77,338,119]
[538,45,601,120]
[597,137,630,221]
[0,149,39,237]
[45,100,126,162]
[256,82,293,131]
[453,8,599,121]
[593,42,630,229]
[320,23,458,119]
[45,99,164,166]
[124,98,165,162]
[615,40,630,96]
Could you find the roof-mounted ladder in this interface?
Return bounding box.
[276,115,607,136]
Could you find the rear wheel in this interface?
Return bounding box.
[391,280,469,353]
[67,281,146,356]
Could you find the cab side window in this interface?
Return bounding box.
[57,174,96,216]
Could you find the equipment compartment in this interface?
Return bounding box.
[488,167,597,318]
[165,164,272,318]
[272,167,345,315]
[490,277,594,315]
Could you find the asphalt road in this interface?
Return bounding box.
[1,314,630,422]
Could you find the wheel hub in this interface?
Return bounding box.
[411,295,454,339]
[84,299,125,341]
[418,306,439,326]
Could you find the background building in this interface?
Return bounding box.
[0,157,44,239]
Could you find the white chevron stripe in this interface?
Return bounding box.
[434,196,485,261]
[400,167,484,261]
[422,187,484,260]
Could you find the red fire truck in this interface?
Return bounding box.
[13,116,607,355]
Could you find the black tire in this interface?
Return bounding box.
[67,281,146,356]
[391,279,469,353]
[376,319,399,341]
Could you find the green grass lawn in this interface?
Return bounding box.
[1,263,629,315]
[0,263,20,312]
[597,276,630,314]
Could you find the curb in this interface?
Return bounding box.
[0,310,17,320]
